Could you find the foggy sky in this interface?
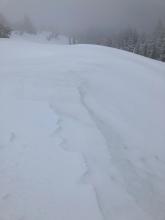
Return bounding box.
[0,0,165,32]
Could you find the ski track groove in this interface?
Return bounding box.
[49,102,106,220]
[78,82,165,220]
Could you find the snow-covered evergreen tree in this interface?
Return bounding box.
[159,29,165,61]
[108,22,165,62]
[146,37,156,59]
[0,13,11,38]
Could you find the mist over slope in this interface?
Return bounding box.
[0,38,165,220]
[11,31,69,44]
[1,0,165,31]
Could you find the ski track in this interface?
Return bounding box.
[49,102,106,220]
[0,74,104,220]
[1,71,164,220]
[78,82,165,220]
[48,79,153,220]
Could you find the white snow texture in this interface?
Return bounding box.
[0,37,165,220]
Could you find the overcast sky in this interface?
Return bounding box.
[0,0,165,32]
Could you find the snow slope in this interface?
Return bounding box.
[0,38,165,220]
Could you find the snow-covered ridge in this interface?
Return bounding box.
[0,38,165,220]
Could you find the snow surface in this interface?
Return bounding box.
[0,38,165,220]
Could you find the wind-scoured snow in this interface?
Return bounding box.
[0,38,165,220]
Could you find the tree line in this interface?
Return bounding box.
[0,12,165,62]
[76,21,165,62]
[0,13,37,38]
[108,21,165,62]
[0,13,11,38]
